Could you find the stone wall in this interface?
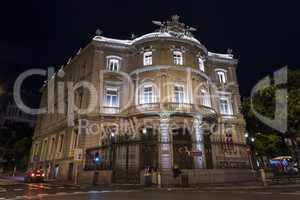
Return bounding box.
[78,170,112,185]
[160,169,258,186]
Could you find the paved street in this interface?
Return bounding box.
[1,182,300,200]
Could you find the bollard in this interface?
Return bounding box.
[260,169,268,186]
[157,173,161,188]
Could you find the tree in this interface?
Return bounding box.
[241,69,300,160]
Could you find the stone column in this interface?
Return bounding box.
[193,115,206,169]
[159,113,172,170]
[186,68,193,104]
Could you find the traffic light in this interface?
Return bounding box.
[94,152,102,164]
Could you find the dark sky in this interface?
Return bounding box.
[0,0,299,97]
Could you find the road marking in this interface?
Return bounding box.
[88,191,102,194]
[232,191,247,194]
[58,186,65,189]
[15,196,27,199]
[37,194,49,197]
[55,192,69,195]
[280,192,300,195]
[252,192,272,195]
[0,190,6,193]
[26,183,51,189]
[13,189,23,191]
[73,191,87,194]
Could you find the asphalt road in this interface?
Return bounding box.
[1,182,300,200]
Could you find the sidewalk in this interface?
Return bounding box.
[66,181,300,191]
[0,177,19,186]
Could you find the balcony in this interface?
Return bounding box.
[101,106,121,115]
[127,102,215,116]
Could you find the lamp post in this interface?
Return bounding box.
[245,132,256,170]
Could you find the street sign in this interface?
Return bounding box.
[192,151,202,157]
[74,148,83,161]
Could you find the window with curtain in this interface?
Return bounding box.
[216,70,227,83]
[198,57,205,72]
[143,51,153,66]
[142,85,154,104]
[107,58,120,71]
[105,88,118,107]
[173,51,183,65]
[219,97,233,115]
[174,85,184,103]
[200,88,211,107]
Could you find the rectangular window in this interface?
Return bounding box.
[200,89,211,107]
[107,59,120,71]
[199,58,205,72]
[143,85,154,104]
[174,85,184,103]
[173,51,183,65]
[217,71,226,83]
[219,97,233,115]
[105,88,118,107]
[143,52,153,66]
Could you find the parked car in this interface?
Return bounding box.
[24,169,45,183]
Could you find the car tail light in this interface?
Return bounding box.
[31,173,35,177]
[42,173,45,177]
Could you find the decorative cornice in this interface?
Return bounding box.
[207,56,238,65]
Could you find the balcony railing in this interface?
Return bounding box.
[101,106,120,114]
[126,102,215,116]
[101,103,215,116]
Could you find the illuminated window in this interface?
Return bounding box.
[143,51,153,66]
[174,85,184,103]
[107,58,120,71]
[216,70,227,83]
[198,58,205,72]
[219,97,233,115]
[105,88,118,107]
[200,88,211,107]
[142,85,154,104]
[173,51,183,65]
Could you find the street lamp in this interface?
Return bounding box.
[244,133,249,138]
[251,137,255,142]
[142,128,147,135]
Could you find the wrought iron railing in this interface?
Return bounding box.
[126,102,215,116]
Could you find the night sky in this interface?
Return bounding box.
[0,0,299,98]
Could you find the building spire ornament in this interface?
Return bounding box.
[152,15,197,38]
[95,29,103,36]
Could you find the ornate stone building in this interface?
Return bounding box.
[30,16,254,185]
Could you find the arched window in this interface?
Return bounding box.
[106,56,122,71]
[140,83,156,104]
[173,51,183,65]
[215,69,227,83]
[200,88,211,107]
